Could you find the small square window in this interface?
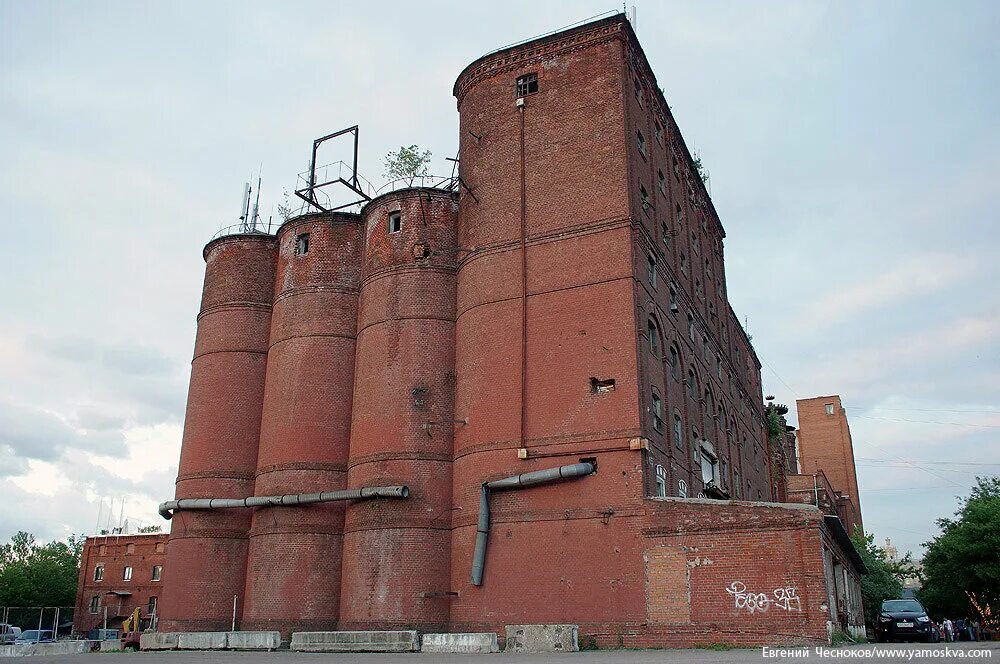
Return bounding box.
[516,73,538,97]
[295,233,309,255]
[388,211,402,233]
[825,403,834,415]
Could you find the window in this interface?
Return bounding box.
[654,119,664,144]
[661,221,671,249]
[702,335,710,361]
[634,77,644,106]
[734,468,742,498]
[691,429,701,466]
[673,412,683,448]
[647,255,657,289]
[651,391,664,432]
[691,230,700,255]
[89,596,100,614]
[295,233,309,255]
[669,346,680,381]
[675,203,684,224]
[695,278,703,300]
[657,169,666,195]
[123,566,132,581]
[126,543,135,555]
[687,368,696,400]
[152,565,162,582]
[148,596,158,615]
[680,251,687,274]
[637,130,647,157]
[678,479,688,498]
[639,184,650,210]
[655,464,667,497]
[673,155,681,181]
[705,257,713,281]
[825,403,834,415]
[515,72,538,97]
[94,564,104,582]
[669,285,678,312]
[648,318,659,356]
[701,446,719,485]
[687,313,696,341]
[388,211,402,233]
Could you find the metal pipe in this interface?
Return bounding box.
[471,462,594,586]
[158,485,409,520]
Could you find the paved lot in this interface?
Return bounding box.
[15,641,998,664]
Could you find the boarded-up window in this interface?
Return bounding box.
[644,547,691,624]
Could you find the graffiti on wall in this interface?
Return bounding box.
[725,581,801,614]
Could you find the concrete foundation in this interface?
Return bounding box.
[290,631,420,652]
[99,639,123,652]
[0,641,92,657]
[504,624,579,653]
[421,633,500,653]
[226,631,281,650]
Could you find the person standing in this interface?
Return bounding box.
[943,618,954,642]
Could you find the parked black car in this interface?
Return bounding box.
[875,599,936,642]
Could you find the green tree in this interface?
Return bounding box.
[850,529,916,626]
[0,531,84,609]
[919,476,1000,628]
[383,145,432,186]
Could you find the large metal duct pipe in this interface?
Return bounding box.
[470,462,594,586]
[159,485,409,520]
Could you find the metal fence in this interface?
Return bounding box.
[0,606,75,636]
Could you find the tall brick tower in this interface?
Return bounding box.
[795,395,863,533]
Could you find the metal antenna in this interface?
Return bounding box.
[252,174,262,232]
[239,182,250,230]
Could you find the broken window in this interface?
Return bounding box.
[515,72,538,97]
[651,390,663,432]
[637,130,647,157]
[648,318,659,356]
[94,564,104,582]
[655,464,667,497]
[639,184,650,210]
[590,377,615,394]
[388,211,402,233]
[295,233,310,255]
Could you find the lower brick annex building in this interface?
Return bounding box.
[156,13,866,647]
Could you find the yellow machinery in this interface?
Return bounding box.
[121,607,141,634]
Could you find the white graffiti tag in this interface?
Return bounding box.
[726,582,801,614]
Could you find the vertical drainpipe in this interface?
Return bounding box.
[764,410,775,500]
[518,99,528,453]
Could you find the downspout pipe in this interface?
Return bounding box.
[158,485,409,520]
[470,462,595,586]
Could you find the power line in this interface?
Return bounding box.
[846,405,998,414]
[851,414,1000,429]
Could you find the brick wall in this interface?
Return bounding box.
[73,534,168,636]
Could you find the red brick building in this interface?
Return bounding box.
[158,13,864,647]
[72,533,167,637]
[795,395,863,534]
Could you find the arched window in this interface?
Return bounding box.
[655,464,667,497]
[687,367,697,400]
[651,389,663,432]
[669,345,680,381]
[648,318,659,356]
[673,412,683,449]
[678,479,688,498]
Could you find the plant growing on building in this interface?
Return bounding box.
[384,145,432,186]
[919,475,1000,628]
[692,152,709,185]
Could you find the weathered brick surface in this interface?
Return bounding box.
[161,234,276,633]
[73,534,168,635]
[161,13,863,648]
[242,213,362,634]
[796,396,863,532]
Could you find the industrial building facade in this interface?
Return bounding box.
[159,14,864,647]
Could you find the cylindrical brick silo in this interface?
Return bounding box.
[339,188,458,632]
[240,212,363,635]
[159,233,277,632]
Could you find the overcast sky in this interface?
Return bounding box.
[1,0,997,558]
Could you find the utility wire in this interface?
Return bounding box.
[851,414,1000,429]
[846,405,998,414]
